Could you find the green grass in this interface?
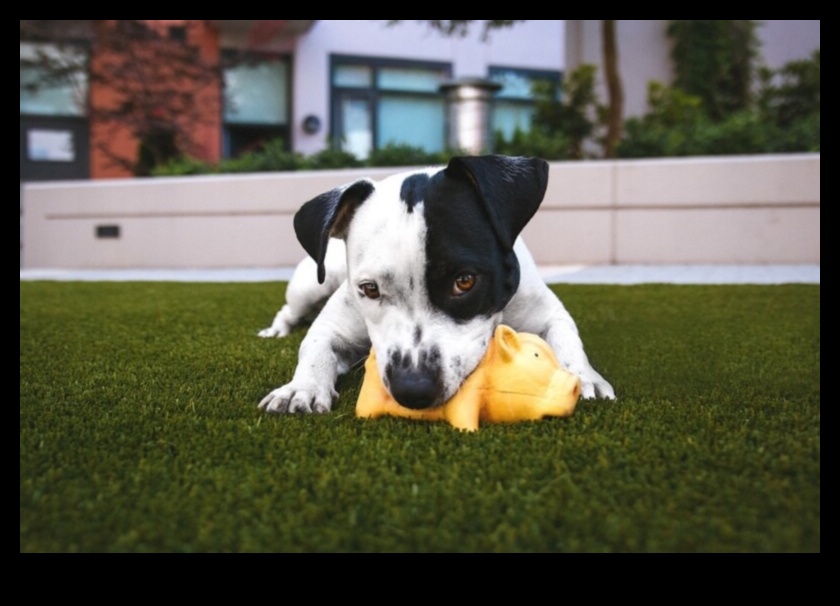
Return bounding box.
[20,281,820,552]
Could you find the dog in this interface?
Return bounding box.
[258,155,614,414]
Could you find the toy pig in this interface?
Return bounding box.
[356,325,581,432]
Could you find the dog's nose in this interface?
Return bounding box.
[388,366,443,410]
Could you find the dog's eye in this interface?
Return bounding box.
[359,282,381,300]
[452,274,476,296]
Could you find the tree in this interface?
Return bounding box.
[601,20,623,158]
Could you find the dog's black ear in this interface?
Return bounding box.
[293,179,375,284]
[445,155,549,251]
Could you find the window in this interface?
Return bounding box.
[489,67,561,141]
[331,56,451,160]
[20,42,88,118]
[223,53,290,158]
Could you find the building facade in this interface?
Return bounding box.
[20,19,565,181]
[20,20,820,183]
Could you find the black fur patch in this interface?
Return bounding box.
[400,173,430,212]
[421,172,518,320]
[420,156,547,321]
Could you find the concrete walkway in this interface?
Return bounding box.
[20,265,820,285]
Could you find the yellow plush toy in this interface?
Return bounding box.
[356,325,581,432]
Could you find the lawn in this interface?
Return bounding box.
[20,281,820,552]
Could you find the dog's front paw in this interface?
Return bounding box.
[569,364,615,400]
[578,368,616,400]
[258,382,336,414]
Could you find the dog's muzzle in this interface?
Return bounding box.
[385,349,444,410]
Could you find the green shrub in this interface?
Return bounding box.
[366,143,450,167]
[219,138,308,173]
[151,155,215,177]
[758,50,820,129]
[302,147,364,170]
[617,56,820,159]
[153,140,456,177]
[494,127,573,161]
[494,64,602,160]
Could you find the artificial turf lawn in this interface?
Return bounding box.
[20,281,820,552]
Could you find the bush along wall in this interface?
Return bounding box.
[618,50,820,158]
[152,140,455,177]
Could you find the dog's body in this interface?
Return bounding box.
[259,155,614,414]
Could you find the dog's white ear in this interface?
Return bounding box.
[293,179,375,284]
[445,155,549,251]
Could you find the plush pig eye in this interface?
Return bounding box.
[359,281,381,300]
[452,273,476,296]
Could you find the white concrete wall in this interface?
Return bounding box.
[22,154,819,270]
[522,154,820,264]
[291,20,564,155]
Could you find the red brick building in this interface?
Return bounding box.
[21,20,311,180]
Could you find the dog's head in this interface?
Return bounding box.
[294,155,549,409]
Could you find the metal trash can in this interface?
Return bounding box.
[440,78,502,155]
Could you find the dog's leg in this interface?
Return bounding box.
[539,304,615,400]
[506,241,616,400]
[259,283,370,413]
[508,289,615,399]
[258,242,347,338]
[257,257,330,338]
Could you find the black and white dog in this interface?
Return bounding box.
[258,155,614,414]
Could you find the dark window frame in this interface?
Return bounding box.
[330,54,452,154]
[20,39,92,181]
[221,49,292,159]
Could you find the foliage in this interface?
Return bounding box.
[758,49,820,129]
[387,20,524,40]
[366,143,452,167]
[667,20,761,121]
[495,64,603,160]
[618,48,820,158]
[304,147,365,170]
[150,155,215,177]
[152,141,458,176]
[494,128,574,162]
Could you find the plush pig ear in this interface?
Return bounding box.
[494,325,522,362]
[445,155,549,251]
[293,179,375,284]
